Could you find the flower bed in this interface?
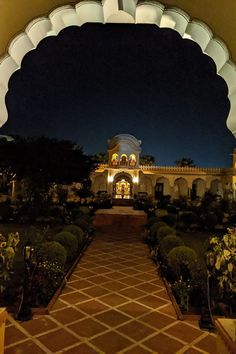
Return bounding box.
[0,218,95,317]
[143,215,236,319]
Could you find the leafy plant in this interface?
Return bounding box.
[157,225,176,241]
[161,214,176,227]
[0,232,20,293]
[54,231,78,261]
[31,259,65,307]
[63,225,84,244]
[159,235,184,261]
[145,216,160,228]
[37,241,67,269]
[171,277,193,311]
[167,246,198,281]
[210,228,236,295]
[150,221,167,238]
[74,217,90,232]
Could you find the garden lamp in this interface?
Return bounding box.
[206,249,215,272]
[15,241,34,321]
[199,247,216,331]
[24,241,34,262]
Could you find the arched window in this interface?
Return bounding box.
[111,153,118,166]
[120,154,128,166]
[129,154,136,166]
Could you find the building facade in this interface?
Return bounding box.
[91,134,236,201]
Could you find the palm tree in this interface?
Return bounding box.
[139,155,155,166]
[175,158,195,167]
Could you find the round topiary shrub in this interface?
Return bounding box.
[161,214,176,227]
[157,226,176,241]
[38,241,67,269]
[63,225,84,245]
[179,212,198,229]
[150,221,168,237]
[159,235,184,261]
[145,216,160,228]
[167,246,198,280]
[79,206,90,215]
[80,214,92,223]
[74,217,90,232]
[54,231,78,262]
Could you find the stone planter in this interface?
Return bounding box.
[0,308,7,354]
[215,318,236,354]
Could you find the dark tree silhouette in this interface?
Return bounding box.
[140,154,155,166]
[175,157,195,167]
[0,136,95,202]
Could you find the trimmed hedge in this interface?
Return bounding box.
[157,225,176,241]
[167,246,198,279]
[74,217,90,232]
[159,235,184,261]
[161,214,176,227]
[79,206,90,215]
[63,225,84,244]
[145,216,160,228]
[54,231,78,261]
[150,221,167,238]
[38,241,67,269]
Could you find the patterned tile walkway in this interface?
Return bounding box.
[5,214,217,353]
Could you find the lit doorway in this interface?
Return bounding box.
[113,174,133,199]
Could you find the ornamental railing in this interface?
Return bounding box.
[97,164,235,175]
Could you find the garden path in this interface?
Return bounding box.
[5,208,216,353]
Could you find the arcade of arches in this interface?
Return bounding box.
[91,134,236,201]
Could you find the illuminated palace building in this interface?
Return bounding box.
[91,134,236,202]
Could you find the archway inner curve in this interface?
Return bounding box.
[0,0,236,139]
[4,23,232,167]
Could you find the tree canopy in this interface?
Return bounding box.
[90,152,108,165]
[175,157,195,167]
[139,154,155,166]
[0,136,95,200]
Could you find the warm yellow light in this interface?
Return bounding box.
[133,176,139,183]
[108,175,114,183]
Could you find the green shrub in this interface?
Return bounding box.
[145,216,160,228]
[80,214,92,223]
[204,212,218,231]
[180,212,198,228]
[160,235,184,261]
[79,206,90,215]
[63,225,84,245]
[70,207,83,220]
[22,226,44,251]
[150,221,167,237]
[33,241,66,306]
[161,214,176,227]
[54,231,78,261]
[38,241,67,269]
[167,246,198,280]
[155,209,168,218]
[74,217,90,232]
[157,225,176,241]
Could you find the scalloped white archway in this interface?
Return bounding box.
[0,0,236,137]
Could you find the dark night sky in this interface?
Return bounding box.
[1,23,235,167]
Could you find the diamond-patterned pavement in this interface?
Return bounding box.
[5,209,216,353]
